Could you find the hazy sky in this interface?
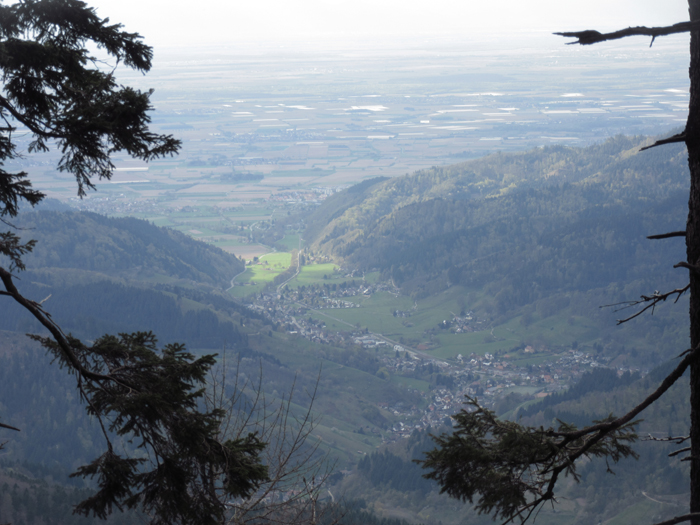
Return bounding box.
[86,0,690,48]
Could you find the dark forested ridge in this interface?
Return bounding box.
[306,136,689,311]
[0,279,249,348]
[0,210,253,348]
[0,208,421,524]
[10,210,243,288]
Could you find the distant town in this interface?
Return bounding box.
[243,266,622,443]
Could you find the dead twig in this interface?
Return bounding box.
[601,285,689,324]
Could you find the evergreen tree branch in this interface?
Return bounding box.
[422,348,697,523]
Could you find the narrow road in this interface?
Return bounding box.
[293,301,447,364]
[227,266,248,291]
[228,249,275,291]
[277,236,303,293]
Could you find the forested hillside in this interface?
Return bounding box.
[0,211,251,348]
[306,136,688,313]
[0,209,427,524]
[1,138,695,525]
[11,211,243,288]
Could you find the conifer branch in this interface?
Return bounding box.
[422,347,697,524]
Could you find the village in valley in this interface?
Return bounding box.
[242,264,617,442]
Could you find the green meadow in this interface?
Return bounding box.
[229,252,293,297]
[297,283,609,361]
[286,263,344,287]
[275,234,300,251]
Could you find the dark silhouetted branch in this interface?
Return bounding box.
[0,266,131,387]
[423,347,697,525]
[669,447,691,458]
[548,348,695,441]
[654,514,700,525]
[641,132,687,151]
[675,262,700,274]
[555,21,700,46]
[601,285,690,324]
[648,231,686,240]
[0,422,20,431]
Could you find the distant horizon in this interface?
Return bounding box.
[85,0,689,49]
[98,30,683,78]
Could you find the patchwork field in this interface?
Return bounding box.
[229,251,293,297]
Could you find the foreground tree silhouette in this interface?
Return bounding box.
[0,1,268,523]
[422,3,700,525]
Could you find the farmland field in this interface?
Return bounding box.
[22,33,686,269]
[286,263,342,287]
[23,34,690,361]
[229,252,293,297]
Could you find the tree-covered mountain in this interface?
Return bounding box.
[0,211,252,348]
[10,210,243,289]
[1,138,695,525]
[305,136,689,314]
[0,208,426,524]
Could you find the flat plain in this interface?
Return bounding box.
[13,32,690,260]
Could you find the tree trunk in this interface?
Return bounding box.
[689,1,700,521]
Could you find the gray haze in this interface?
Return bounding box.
[88,0,688,48]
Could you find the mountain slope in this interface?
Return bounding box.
[306,136,689,309]
[0,210,248,348]
[11,210,243,288]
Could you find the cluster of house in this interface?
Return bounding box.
[267,187,341,205]
[443,312,484,333]
[374,348,616,441]
[71,195,161,215]
[246,272,632,443]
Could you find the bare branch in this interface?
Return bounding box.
[207,356,334,525]
[647,231,687,240]
[555,21,700,46]
[641,132,687,151]
[643,434,689,445]
[669,447,691,458]
[674,262,700,274]
[600,285,690,324]
[0,421,20,431]
[653,513,700,525]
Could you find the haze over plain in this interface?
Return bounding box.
[2,1,700,524]
[87,0,689,48]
